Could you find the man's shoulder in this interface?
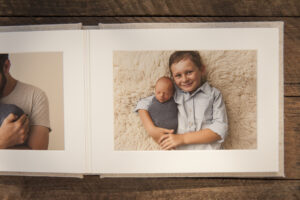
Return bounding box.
[17,81,43,92]
[16,81,46,96]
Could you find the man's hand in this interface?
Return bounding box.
[159,133,184,150]
[0,114,29,149]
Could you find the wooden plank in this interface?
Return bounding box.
[0,18,298,178]
[0,17,299,83]
[0,0,299,17]
[284,97,300,178]
[0,176,299,199]
[285,84,300,96]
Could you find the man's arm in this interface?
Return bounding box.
[7,125,49,150]
[27,125,49,150]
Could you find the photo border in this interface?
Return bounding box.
[0,29,87,174]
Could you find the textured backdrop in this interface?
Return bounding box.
[113,50,257,150]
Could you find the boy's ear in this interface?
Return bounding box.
[3,59,10,74]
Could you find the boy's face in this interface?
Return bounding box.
[155,81,173,103]
[170,58,203,93]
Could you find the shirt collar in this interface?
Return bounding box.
[173,82,211,104]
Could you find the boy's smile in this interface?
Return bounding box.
[170,58,203,93]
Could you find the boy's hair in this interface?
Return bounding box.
[168,51,206,84]
[169,51,204,73]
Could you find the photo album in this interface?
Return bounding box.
[0,22,284,177]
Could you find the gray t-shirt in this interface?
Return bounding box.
[148,97,178,133]
[0,81,50,130]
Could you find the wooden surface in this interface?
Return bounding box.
[0,0,299,199]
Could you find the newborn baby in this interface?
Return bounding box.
[148,77,178,132]
[0,103,24,125]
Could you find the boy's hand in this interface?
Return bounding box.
[0,114,29,149]
[149,127,174,144]
[159,133,184,150]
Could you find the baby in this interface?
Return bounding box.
[147,77,178,133]
[0,103,24,125]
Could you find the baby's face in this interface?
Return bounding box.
[155,81,173,103]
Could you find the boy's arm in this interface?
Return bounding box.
[136,95,174,143]
[138,110,173,143]
[159,89,228,150]
[207,89,228,143]
[159,128,221,150]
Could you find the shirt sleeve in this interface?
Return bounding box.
[208,89,228,143]
[134,95,154,112]
[30,89,51,131]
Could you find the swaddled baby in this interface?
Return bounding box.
[0,103,24,125]
[148,77,178,133]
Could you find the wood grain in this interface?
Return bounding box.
[0,8,299,199]
[0,0,299,17]
[284,97,300,178]
[285,84,300,96]
[0,17,299,83]
[0,17,298,178]
[0,176,299,200]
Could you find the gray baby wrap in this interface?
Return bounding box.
[148,97,178,133]
[0,103,24,125]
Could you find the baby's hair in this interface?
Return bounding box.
[155,76,174,93]
[168,51,206,85]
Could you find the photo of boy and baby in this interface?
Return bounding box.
[114,50,257,150]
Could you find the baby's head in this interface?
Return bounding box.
[155,77,174,103]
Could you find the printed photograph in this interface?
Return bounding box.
[0,52,64,150]
[113,50,257,150]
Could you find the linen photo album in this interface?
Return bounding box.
[0,22,284,178]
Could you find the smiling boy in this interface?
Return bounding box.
[136,51,228,150]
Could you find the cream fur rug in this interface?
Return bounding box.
[113,51,256,150]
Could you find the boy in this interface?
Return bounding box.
[136,51,228,150]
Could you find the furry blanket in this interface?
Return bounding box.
[113,51,256,150]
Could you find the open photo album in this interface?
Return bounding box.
[0,22,284,177]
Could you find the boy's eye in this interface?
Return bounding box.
[187,71,193,74]
[175,74,181,78]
